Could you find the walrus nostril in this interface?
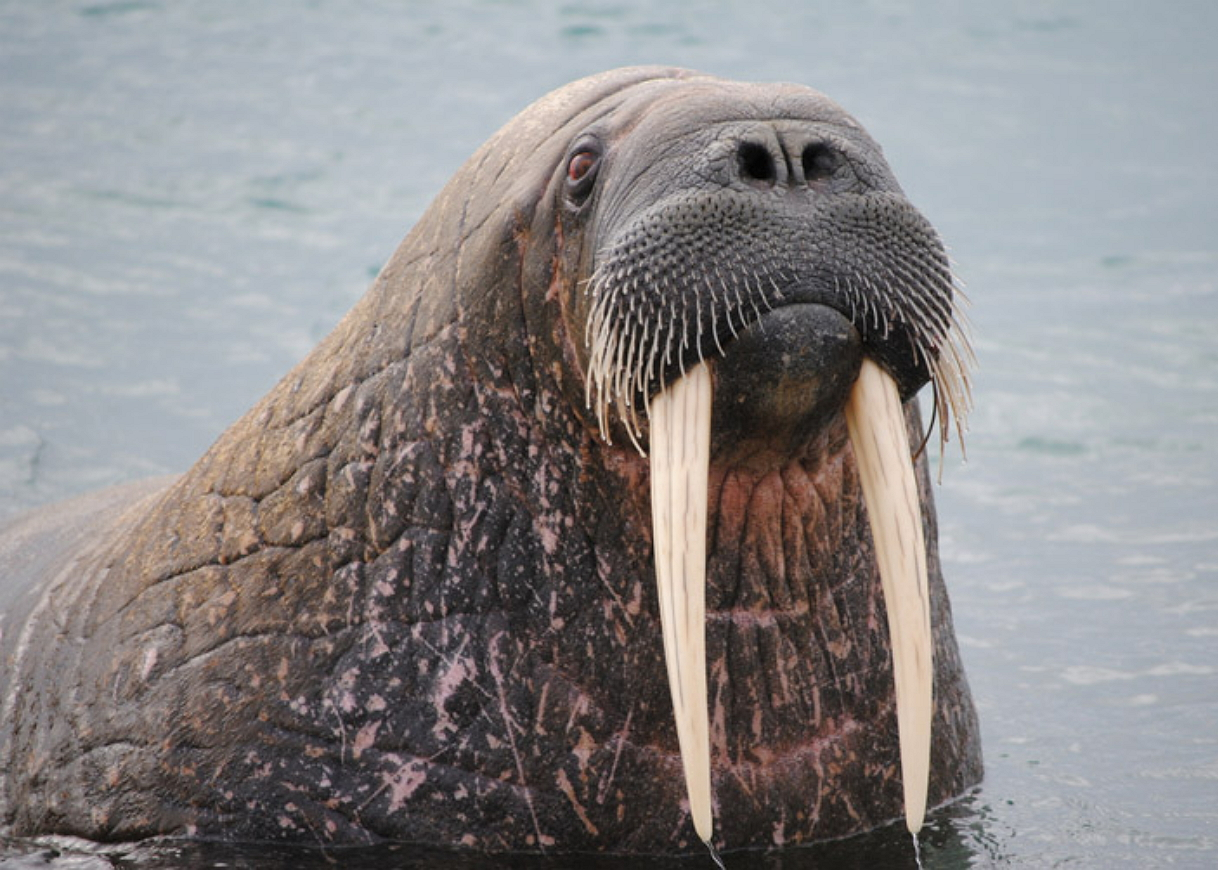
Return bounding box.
[802,142,839,184]
[737,140,777,186]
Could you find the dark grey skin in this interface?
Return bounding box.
[0,67,981,853]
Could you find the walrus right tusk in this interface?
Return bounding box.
[648,360,714,844]
[844,357,934,834]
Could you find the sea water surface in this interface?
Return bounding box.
[1,1,1215,868]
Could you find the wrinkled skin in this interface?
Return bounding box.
[0,67,980,852]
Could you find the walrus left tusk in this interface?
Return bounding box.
[844,358,934,834]
[647,360,714,844]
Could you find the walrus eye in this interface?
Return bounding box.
[565,138,602,204]
[569,152,597,182]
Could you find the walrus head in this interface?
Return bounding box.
[565,84,970,452]
[508,69,974,845]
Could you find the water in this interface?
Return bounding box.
[1,1,1215,867]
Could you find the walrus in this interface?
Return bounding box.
[0,66,981,854]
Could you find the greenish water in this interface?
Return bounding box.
[2,1,1216,867]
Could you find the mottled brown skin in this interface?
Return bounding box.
[0,67,981,852]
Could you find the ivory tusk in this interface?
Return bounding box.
[647,360,714,844]
[844,358,934,834]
